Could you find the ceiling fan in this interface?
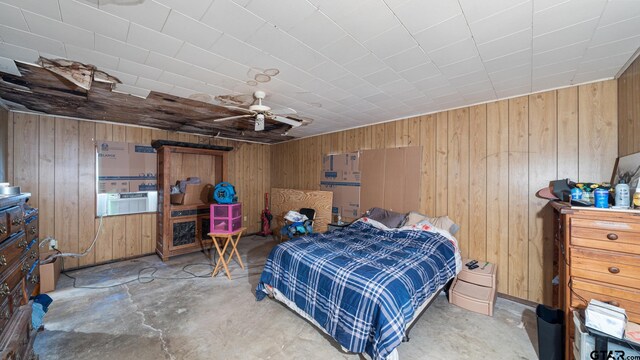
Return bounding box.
[213,90,306,132]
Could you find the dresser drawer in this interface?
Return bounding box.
[24,216,38,244]
[25,263,39,298]
[0,298,10,335]
[9,280,24,311]
[6,206,24,238]
[0,232,27,274]
[0,212,7,243]
[0,263,26,305]
[571,247,640,290]
[571,218,640,254]
[570,278,640,323]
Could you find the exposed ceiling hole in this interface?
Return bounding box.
[246,80,258,86]
[263,68,280,76]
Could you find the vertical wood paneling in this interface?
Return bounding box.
[12,113,39,206]
[508,96,529,299]
[618,55,639,157]
[94,123,113,263]
[469,105,487,261]
[528,91,557,304]
[557,87,579,180]
[419,115,436,215]
[39,116,56,240]
[78,121,96,266]
[435,112,449,215]
[486,100,510,294]
[111,125,127,260]
[578,80,618,182]
[54,118,79,269]
[447,109,470,258]
[6,112,13,184]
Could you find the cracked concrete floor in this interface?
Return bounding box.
[34,235,539,360]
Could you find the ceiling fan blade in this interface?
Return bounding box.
[213,114,253,122]
[273,116,303,127]
[270,107,297,116]
[223,105,254,114]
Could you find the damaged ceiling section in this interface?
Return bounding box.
[0,58,295,144]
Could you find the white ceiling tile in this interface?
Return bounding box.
[468,1,532,44]
[399,62,441,82]
[330,72,367,90]
[310,0,367,23]
[461,0,528,23]
[533,41,588,66]
[113,83,151,98]
[330,1,399,43]
[175,42,224,71]
[599,0,640,26]
[307,61,349,82]
[128,23,184,57]
[477,28,532,60]
[245,0,316,31]
[184,66,243,90]
[533,57,581,77]
[201,0,265,41]
[343,53,388,77]
[412,75,452,93]
[449,70,490,87]
[0,56,21,76]
[320,35,369,65]
[439,56,484,77]
[414,14,472,52]
[362,68,399,87]
[162,10,222,50]
[495,84,531,98]
[167,85,196,99]
[23,11,94,49]
[0,42,39,64]
[64,44,119,68]
[145,51,193,76]
[100,67,137,85]
[428,37,478,67]
[533,19,598,53]
[159,71,209,93]
[572,66,618,83]
[483,48,532,73]
[383,46,430,73]
[533,0,606,36]
[348,82,383,98]
[59,0,129,42]
[287,11,346,50]
[247,23,324,69]
[364,25,416,59]
[99,0,170,32]
[212,59,250,81]
[491,74,531,89]
[95,34,149,63]
[154,0,214,21]
[0,0,61,21]
[391,0,462,34]
[489,63,532,83]
[210,34,264,65]
[118,58,163,80]
[590,16,640,47]
[0,25,66,57]
[584,35,640,60]
[532,69,575,91]
[534,0,569,13]
[0,3,28,31]
[577,52,633,73]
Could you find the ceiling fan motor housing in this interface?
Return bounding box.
[255,113,265,131]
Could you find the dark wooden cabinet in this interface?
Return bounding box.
[0,194,39,359]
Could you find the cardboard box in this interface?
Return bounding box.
[97,141,130,177]
[128,144,157,178]
[39,252,62,293]
[182,183,214,205]
[321,152,361,220]
[98,180,130,193]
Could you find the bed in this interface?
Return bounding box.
[256,217,462,360]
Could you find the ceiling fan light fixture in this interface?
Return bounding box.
[255,73,271,83]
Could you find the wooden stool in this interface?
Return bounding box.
[208,227,246,279]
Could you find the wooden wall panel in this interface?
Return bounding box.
[0,108,7,183]
[528,91,557,305]
[618,55,640,157]
[271,80,620,303]
[7,112,270,270]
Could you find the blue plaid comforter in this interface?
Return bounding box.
[256,220,458,360]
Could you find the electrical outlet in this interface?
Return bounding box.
[49,239,57,250]
[244,216,247,221]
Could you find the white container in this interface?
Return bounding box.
[615,182,630,207]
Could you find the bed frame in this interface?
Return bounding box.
[402,277,454,342]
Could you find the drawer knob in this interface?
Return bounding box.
[30,250,36,259]
[11,218,22,226]
[0,255,6,267]
[17,239,27,249]
[21,262,30,273]
[29,226,36,235]
[30,275,39,284]
[0,224,6,236]
[1,310,8,320]
[606,233,618,240]
[608,267,620,274]
[0,283,9,297]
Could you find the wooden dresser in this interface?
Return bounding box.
[552,202,640,358]
[0,194,39,359]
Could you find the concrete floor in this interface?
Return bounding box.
[34,235,539,360]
